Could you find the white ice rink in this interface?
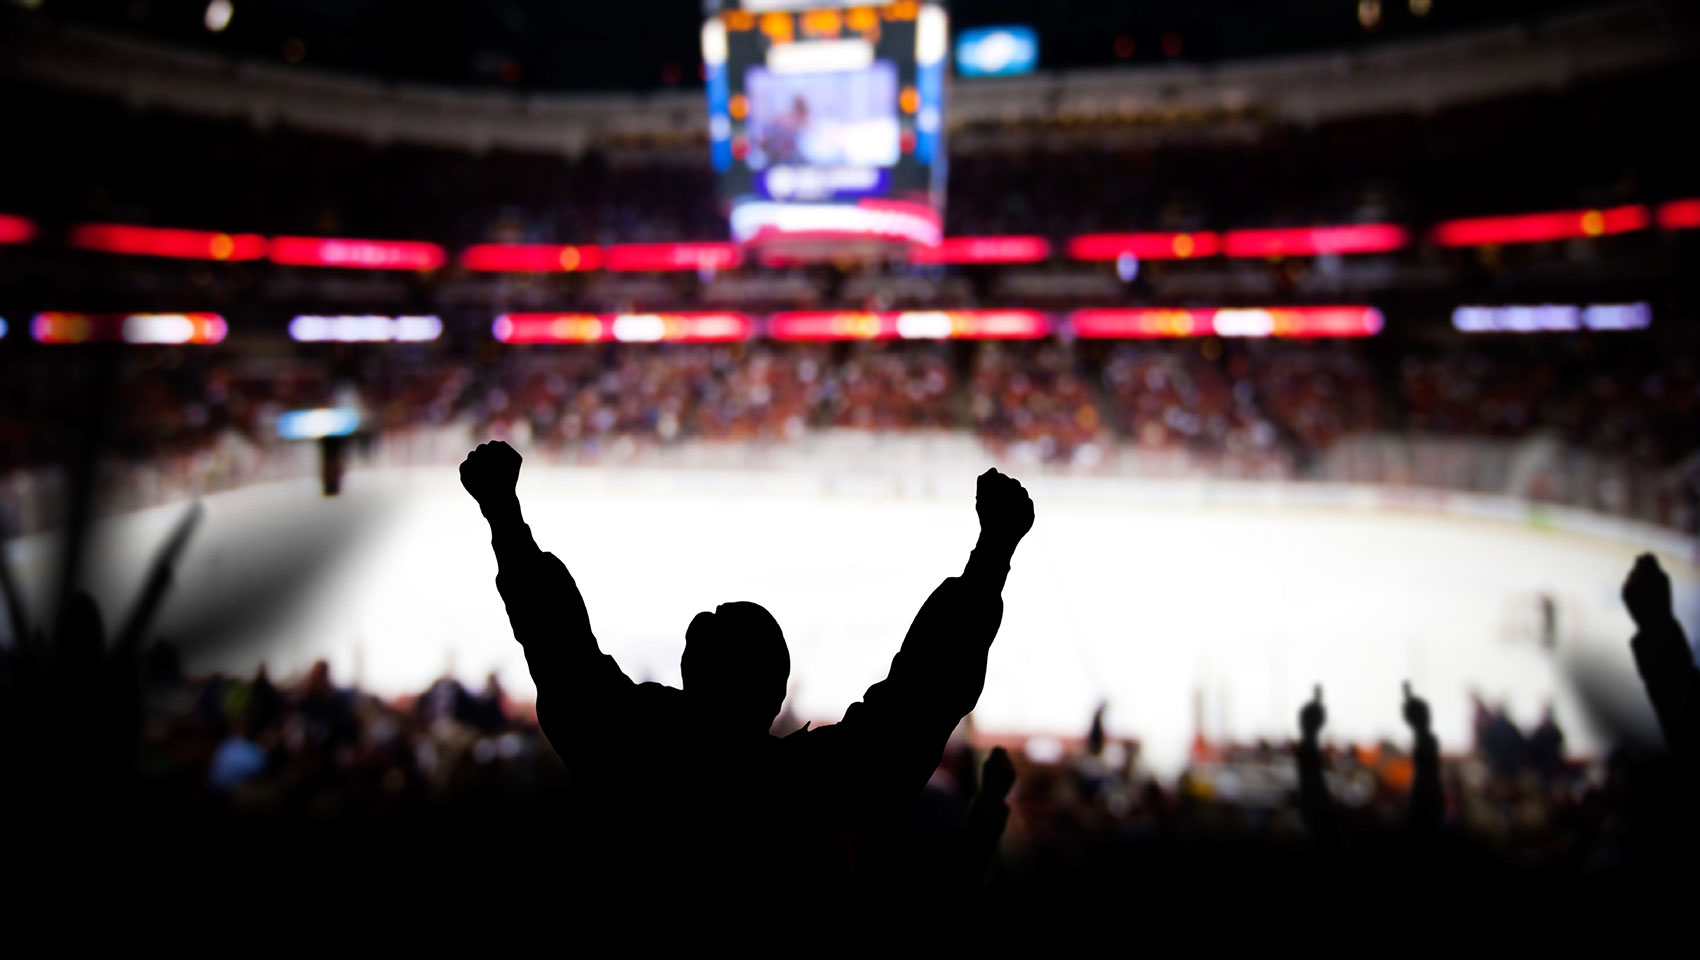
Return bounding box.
[8,464,1697,776]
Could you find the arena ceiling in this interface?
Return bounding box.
[12,0,1644,92]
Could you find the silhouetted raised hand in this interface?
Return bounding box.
[1296,684,1337,849]
[1086,701,1107,756]
[2,498,201,832]
[1300,684,1326,741]
[976,468,1035,548]
[1402,680,1431,736]
[1623,553,1676,632]
[460,440,522,518]
[1403,681,1442,838]
[1621,554,1698,763]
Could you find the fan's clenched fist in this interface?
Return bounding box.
[1402,681,1431,735]
[1299,685,1326,739]
[461,441,522,511]
[976,468,1034,546]
[1622,553,1674,630]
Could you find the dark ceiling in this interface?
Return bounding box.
[21,0,1637,91]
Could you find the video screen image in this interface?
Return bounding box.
[744,61,899,170]
[703,2,948,248]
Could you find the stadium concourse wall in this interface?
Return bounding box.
[3,424,1692,566]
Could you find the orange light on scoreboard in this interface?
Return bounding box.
[846,7,880,32]
[801,9,843,37]
[759,12,795,42]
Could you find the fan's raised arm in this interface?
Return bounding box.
[460,441,634,761]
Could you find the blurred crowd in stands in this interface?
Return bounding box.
[4,335,1696,532]
[2,61,1698,537]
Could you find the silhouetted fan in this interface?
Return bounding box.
[1295,680,1444,852]
[1,492,203,828]
[0,348,212,876]
[458,439,1035,909]
[1623,553,1700,766]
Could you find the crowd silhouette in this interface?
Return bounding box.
[454,437,1693,924]
[0,439,1696,932]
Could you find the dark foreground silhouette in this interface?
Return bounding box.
[4,439,1697,934]
[460,439,1034,912]
[1296,680,1442,855]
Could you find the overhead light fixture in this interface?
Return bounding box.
[204,0,233,33]
[1358,0,1382,30]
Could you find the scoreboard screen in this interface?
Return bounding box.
[703,2,948,253]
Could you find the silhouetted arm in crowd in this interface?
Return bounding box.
[461,442,632,758]
[830,469,1034,810]
[1403,681,1442,837]
[960,746,1017,885]
[1296,685,1338,849]
[1623,554,1699,764]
